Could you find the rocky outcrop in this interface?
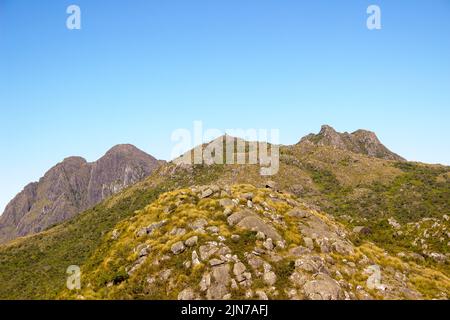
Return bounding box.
[0,144,162,243]
[77,184,441,301]
[299,125,405,161]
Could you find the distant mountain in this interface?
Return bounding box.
[299,125,405,161]
[0,144,162,243]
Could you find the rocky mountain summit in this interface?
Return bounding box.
[0,144,162,243]
[70,184,448,300]
[299,125,405,161]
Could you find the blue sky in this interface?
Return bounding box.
[0,0,449,212]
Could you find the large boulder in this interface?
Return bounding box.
[228,210,281,241]
[237,216,282,242]
[185,236,199,247]
[171,241,186,255]
[303,274,343,300]
[206,264,231,300]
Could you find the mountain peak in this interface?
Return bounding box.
[300,125,405,161]
[0,144,162,244]
[319,124,338,134]
[61,156,87,165]
[105,144,143,155]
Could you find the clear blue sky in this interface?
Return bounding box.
[1,0,450,212]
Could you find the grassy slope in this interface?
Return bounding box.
[64,185,449,300]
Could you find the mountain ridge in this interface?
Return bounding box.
[0,126,448,300]
[0,125,409,244]
[0,144,163,244]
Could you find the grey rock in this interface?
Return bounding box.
[289,246,311,256]
[290,272,308,287]
[137,220,167,237]
[429,252,447,263]
[207,264,231,300]
[199,243,219,260]
[170,227,186,236]
[138,246,150,257]
[235,215,282,242]
[219,198,234,208]
[111,229,120,240]
[159,269,172,281]
[247,255,265,272]
[199,272,211,292]
[332,241,354,255]
[263,238,274,251]
[223,208,233,216]
[233,262,247,276]
[185,236,199,247]
[276,240,286,249]
[207,226,220,234]
[255,290,269,300]
[304,237,314,250]
[210,259,225,266]
[227,210,252,226]
[200,188,214,199]
[303,274,343,300]
[178,288,197,300]
[236,272,252,286]
[263,271,277,286]
[388,217,401,230]
[295,256,327,274]
[127,256,147,276]
[256,231,266,240]
[192,250,201,266]
[190,218,208,230]
[171,241,186,255]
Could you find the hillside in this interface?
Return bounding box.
[64,184,449,300]
[0,126,448,300]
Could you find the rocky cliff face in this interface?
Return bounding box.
[0,144,161,244]
[299,125,405,161]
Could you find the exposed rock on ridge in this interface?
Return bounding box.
[299,125,405,161]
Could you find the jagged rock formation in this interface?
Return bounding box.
[0,144,162,243]
[299,125,405,161]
